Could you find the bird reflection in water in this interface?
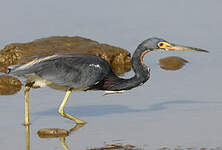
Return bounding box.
[25,125,30,150]
[25,123,85,150]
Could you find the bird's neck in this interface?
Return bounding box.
[103,47,151,91]
[131,46,151,80]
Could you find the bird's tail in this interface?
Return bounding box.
[7,64,20,74]
[7,67,13,74]
[7,64,28,76]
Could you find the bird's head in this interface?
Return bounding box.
[139,37,208,53]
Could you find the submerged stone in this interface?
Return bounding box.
[37,128,69,138]
[0,75,22,95]
[87,144,141,150]
[159,56,188,71]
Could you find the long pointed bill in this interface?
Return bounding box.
[166,44,209,53]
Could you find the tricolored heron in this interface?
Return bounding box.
[8,37,208,125]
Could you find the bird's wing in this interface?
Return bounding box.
[9,53,112,89]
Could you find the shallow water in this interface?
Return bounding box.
[0,0,222,149]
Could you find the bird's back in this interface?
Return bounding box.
[9,53,113,89]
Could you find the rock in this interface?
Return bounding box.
[0,36,131,75]
[37,128,69,138]
[88,144,141,150]
[0,75,22,95]
[0,36,132,95]
[159,56,188,71]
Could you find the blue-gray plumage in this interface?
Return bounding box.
[8,37,208,125]
[10,54,112,89]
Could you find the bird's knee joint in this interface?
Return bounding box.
[58,109,65,116]
[24,86,31,92]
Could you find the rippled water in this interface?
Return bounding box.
[0,0,221,149]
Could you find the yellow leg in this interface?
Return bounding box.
[25,124,30,150]
[24,85,31,126]
[59,137,69,150]
[69,123,85,134]
[58,89,86,124]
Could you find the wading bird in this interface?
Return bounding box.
[8,37,208,125]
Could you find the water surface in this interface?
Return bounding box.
[0,0,221,149]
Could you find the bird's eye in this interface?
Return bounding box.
[159,42,164,47]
